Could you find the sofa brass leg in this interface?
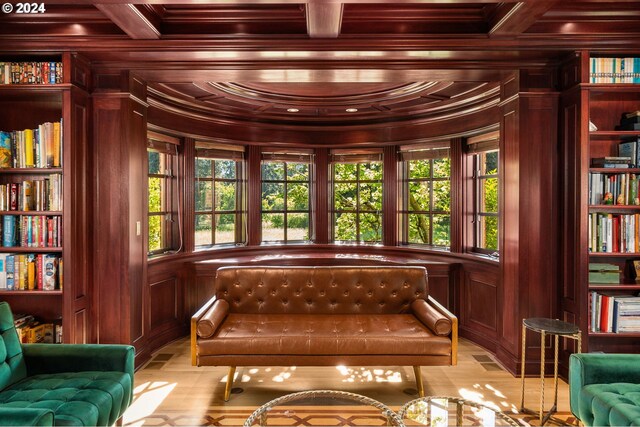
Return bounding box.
[413,366,425,397]
[115,416,123,426]
[224,366,236,402]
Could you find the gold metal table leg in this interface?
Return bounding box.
[540,330,546,424]
[520,322,526,411]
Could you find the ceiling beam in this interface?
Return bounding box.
[95,4,161,39]
[488,1,558,37]
[306,3,344,38]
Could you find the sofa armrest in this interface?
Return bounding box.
[411,297,458,365]
[569,353,640,418]
[0,408,54,426]
[191,296,228,366]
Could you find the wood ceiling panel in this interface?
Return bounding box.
[159,4,306,35]
[342,3,488,34]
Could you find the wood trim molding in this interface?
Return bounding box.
[95,4,161,39]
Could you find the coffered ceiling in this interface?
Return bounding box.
[2,1,640,124]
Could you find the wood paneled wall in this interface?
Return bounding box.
[92,72,149,361]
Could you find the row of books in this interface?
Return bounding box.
[0,253,61,291]
[0,121,63,169]
[2,215,62,248]
[588,172,640,205]
[588,213,640,253]
[590,291,640,333]
[14,314,63,343]
[590,57,640,83]
[0,176,62,212]
[0,62,63,85]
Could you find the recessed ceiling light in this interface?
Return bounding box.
[345,108,358,113]
[287,108,299,113]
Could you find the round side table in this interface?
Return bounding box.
[519,318,581,425]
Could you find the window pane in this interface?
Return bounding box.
[408,214,431,244]
[433,158,450,178]
[359,183,382,211]
[261,162,285,180]
[148,151,161,175]
[409,159,430,179]
[360,213,382,242]
[148,215,163,252]
[195,214,213,246]
[480,216,499,250]
[262,213,285,241]
[334,182,357,211]
[409,181,430,212]
[215,181,236,211]
[287,163,309,181]
[482,178,499,213]
[359,161,382,180]
[433,214,450,247]
[215,214,235,244]
[482,151,499,175]
[196,158,212,178]
[287,183,308,211]
[335,212,357,241]
[433,181,451,212]
[195,180,212,211]
[262,183,285,211]
[287,213,309,241]
[334,163,357,181]
[214,160,236,179]
[148,177,162,212]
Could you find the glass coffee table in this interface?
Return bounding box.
[399,396,521,427]
[243,389,403,427]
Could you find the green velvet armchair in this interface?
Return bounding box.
[569,353,640,426]
[0,301,135,426]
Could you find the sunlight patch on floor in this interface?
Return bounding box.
[124,381,177,426]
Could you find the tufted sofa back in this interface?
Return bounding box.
[214,266,428,314]
[0,302,27,391]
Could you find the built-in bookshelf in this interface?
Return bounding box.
[584,53,640,344]
[0,53,88,343]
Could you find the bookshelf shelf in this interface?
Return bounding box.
[589,168,640,173]
[589,252,640,257]
[0,247,62,253]
[588,332,640,338]
[590,131,640,138]
[0,83,72,92]
[0,168,62,174]
[582,83,640,93]
[589,205,640,211]
[0,210,61,216]
[589,284,640,290]
[0,290,62,295]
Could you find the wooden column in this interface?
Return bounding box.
[92,71,149,363]
[497,71,560,374]
[314,148,330,244]
[383,145,398,246]
[247,145,262,245]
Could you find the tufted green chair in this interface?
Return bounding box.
[570,353,640,426]
[0,301,135,426]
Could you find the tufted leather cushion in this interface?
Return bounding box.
[197,313,452,356]
[579,383,640,426]
[0,302,27,392]
[0,371,131,426]
[214,266,428,315]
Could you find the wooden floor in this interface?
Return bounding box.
[123,337,572,425]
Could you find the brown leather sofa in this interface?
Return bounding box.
[191,265,458,401]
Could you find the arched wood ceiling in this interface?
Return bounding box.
[149,81,499,124]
